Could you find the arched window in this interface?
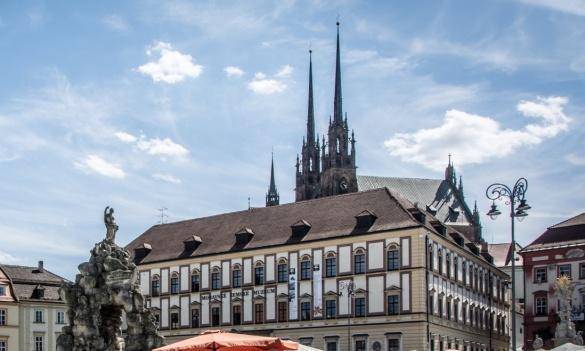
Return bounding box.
[191,269,200,292]
[211,267,221,290]
[325,252,337,277]
[354,248,366,274]
[232,264,242,288]
[309,158,313,172]
[300,255,312,280]
[170,272,179,294]
[387,244,400,270]
[336,137,341,154]
[151,275,160,296]
[277,258,288,283]
[254,261,264,285]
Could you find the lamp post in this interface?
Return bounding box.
[486,178,531,351]
[339,281,355,351]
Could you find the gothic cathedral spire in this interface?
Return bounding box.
[266,153,279,207]
[295,50,321,202]
[333,21,343,124]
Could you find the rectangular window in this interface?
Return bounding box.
[387,250,400,270]
[429,250,434,271]
[388,339,400,351]
[0,309,5,326]
[581,263,585,279]
[278,301,288,322]
[254,304,264,323]
[438,296,443,317]
[170,312,179,329]
[355,297,366,317]
[447,300,451,320]
[326,341,338,351]
[558,264,571,278]
[191,309,200,328]
[255,266,264,285]
[429,296,434,316]
[326,300,337,319]
[446,254,451,278]
[301,301,311,321]
[300,261,311,280]
[170,276,179,294]
[462,306,467,324]
[535,296,547,316]
[454,301,459,322]
[34,310,43,323]
[462,263,467,285]
[212,272,221,290]
[232,305,241,325]
[0,340,6,351]
[35,335,43,351]
[211,307,220,326]
[388,295,399,315]
[326,257,337,277]
[0,286,4,296]
[278,264,288,283]
[232,270,241,288]
[152,279,160,296]
[454,258,458,281]
[354,254,365,274]
[355,340,366,351]
[534,267,547,283]
[191,274,200,292]
[57,311,65,324]
[438,252,443,275]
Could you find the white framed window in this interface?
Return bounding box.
[35,335,44,351]
[0,286,5,296]
[0,309,6,326]
[34,310,43,323]
[57,311,65,324]
[0,340,6,351]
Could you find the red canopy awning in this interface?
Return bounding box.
[154,330,299,351]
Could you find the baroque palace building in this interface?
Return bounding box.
[127,23,511,351]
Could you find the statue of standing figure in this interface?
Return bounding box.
[532,334,543,350]
[553,275,577,346]
[104,206,119,243]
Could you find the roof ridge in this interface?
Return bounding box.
[550,212,585,228]
[147,188,389,229]
[359,175,443,182]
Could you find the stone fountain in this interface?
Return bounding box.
[57,207,164,351]
[553,275,583,347]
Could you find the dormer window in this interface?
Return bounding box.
[133,243,152,263]
[355,210,377,228]
[33,285,45,299]
[291,220,311,238]
[183,235,202,251]
[235,227,254,245]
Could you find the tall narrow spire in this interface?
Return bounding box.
[266,153,279,207]
[307,50,315,145]
[333,21,343,124]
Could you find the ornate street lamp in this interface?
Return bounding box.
[486,178,530,351]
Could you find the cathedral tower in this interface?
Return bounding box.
[320,22,357,197]
[295,50,321,201]
[266,153,280,207]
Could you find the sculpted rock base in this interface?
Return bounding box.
[57,239,164,351]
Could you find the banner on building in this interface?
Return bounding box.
[288,267,297,320]
[313,263,323,318]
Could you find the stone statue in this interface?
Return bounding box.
[104,206,119,243]
[57,208,164,351]
[532,334,543,350]
[553,275,577,347]
[573,331,584,346]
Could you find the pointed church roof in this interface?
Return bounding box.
[333,21,343,124]
[306,50,315,145]
[266,153,279,207]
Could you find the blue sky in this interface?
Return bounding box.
[1,0,584,280]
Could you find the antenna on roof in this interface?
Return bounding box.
[248,197,251,211]
[157,207,168,224]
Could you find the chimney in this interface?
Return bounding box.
[37,260,44,273]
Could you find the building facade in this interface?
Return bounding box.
[520,213,585,349]
[0,261,68,351]
[128,188,510,351]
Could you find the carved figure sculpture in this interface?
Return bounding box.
[57,208,164,351]
[532,335,543,350]
[553,275,578,346]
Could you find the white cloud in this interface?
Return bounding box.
[517,0,585,16]
[344,49,410,74]
[74,154,126,179]
[384,96,571,171]
[102,14,129,31]
[275,64,293,78]
[152,173,182,184]
[224,66,245,77]
[0,250,19,264]
[247,67,290,95]
[136,137,189,157]
[115,131,137,143]
[566,153,585,166]
[137,42,203,84]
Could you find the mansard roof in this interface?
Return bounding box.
[357,175,473,227]
[0,264,65,302]
[521,212,585,252]
[127,188,421,264]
